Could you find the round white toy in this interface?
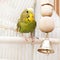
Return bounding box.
[39,17,55,33]
[41,5,53,16]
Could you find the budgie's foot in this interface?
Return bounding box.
[22,34,28,42]
[30,33,34,42]
[25,38,28,42]
[32,38,34,42]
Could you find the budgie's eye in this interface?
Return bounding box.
[26,11,28,13]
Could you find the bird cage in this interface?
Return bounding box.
[0,0,60,60]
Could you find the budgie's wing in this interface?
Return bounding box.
[18,22,30,33]
[28,21,36,32]
[17,20,36,33]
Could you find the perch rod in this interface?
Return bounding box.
[0,37,60,44]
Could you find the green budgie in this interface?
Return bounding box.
[17,8,36,33]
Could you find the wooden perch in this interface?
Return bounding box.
[0,36,60,44]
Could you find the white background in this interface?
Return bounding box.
[0,0,60,60]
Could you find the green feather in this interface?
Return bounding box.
[17,21,36,33]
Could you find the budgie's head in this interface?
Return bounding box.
[20,8,35,22]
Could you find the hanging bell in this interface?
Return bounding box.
[37,39,54,54]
